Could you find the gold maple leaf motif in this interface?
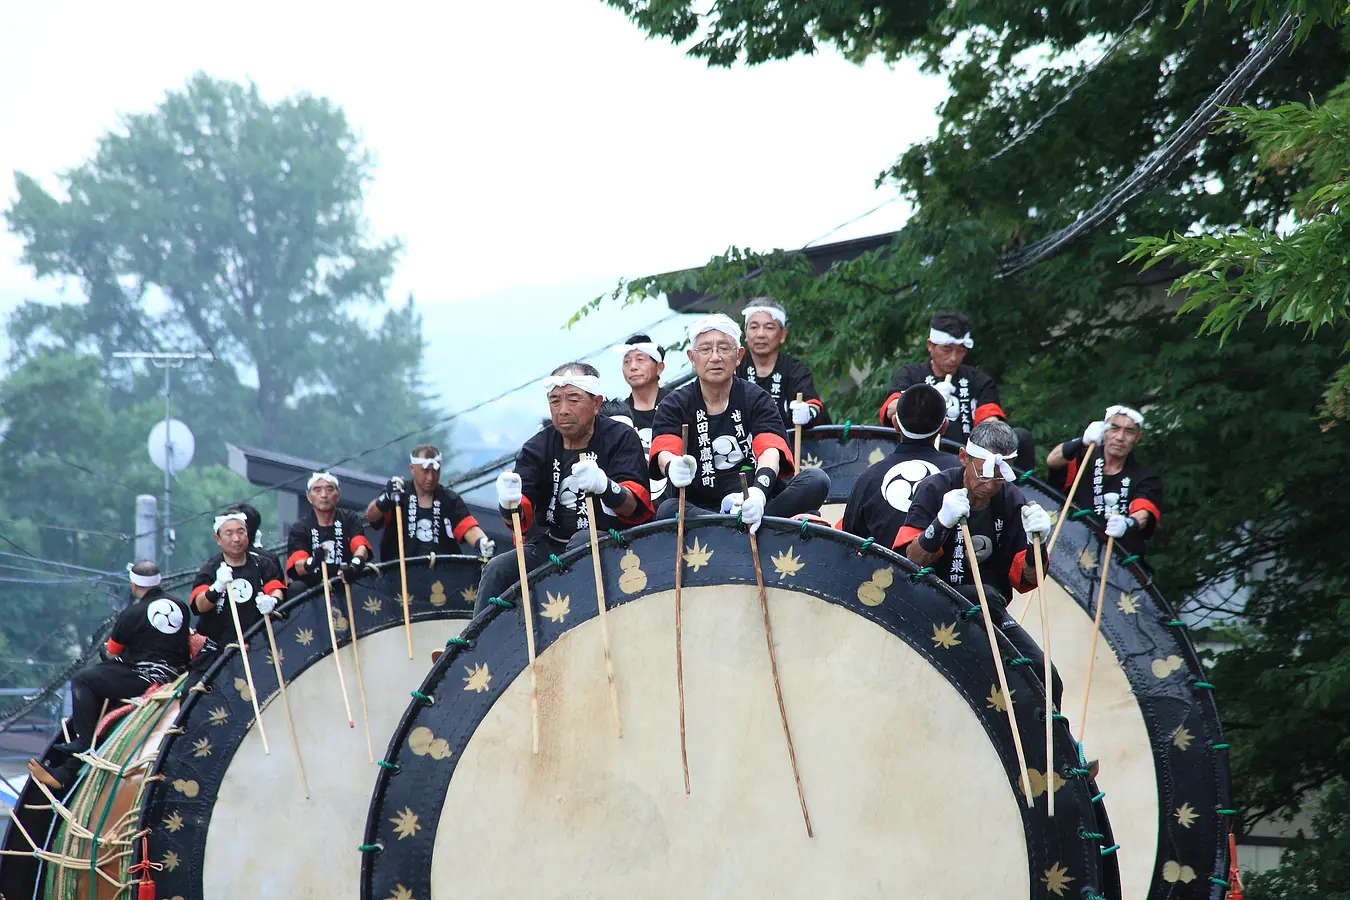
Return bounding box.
[800,453,822,469]
[332,611,349,633]
[931,622,961,649]
[986,685,1014,712]
[461,585,477,606]
[162,850,181,872]
[387,886,415,900]
[207,706,229,726]
[390,807,421,840]
[364,596,382,614]
[1078,547,1098,570]
[770,546,804,579]
[683,537,713,572]
[541,592,570,623]
[295,627,315,646]
[1117,592,1140,614]
[868,447,886,465]
[163,810,184,833]
[191,737,211,758]
[1041,862,1075,897]
[1172,725,1194,751]
[1175,802,1198,829]
[463,663,491,693]
[267,647,283,666]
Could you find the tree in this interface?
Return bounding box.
[5,73,437,473]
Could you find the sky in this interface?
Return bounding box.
[0,0,946,472]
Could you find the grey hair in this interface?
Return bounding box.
[968,419,1018,456]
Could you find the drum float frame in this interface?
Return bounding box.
[361,518,1118,900]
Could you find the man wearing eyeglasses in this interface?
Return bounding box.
[367,444,494,561]
[1046,406,1161,557]
[650,314,829,532]
[895,419,1053,601]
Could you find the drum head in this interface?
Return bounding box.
[364,522,1117,900]
[138,556,481,900]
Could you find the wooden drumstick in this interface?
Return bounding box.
[935,374,952,450]
[1078,535,1114,743]
[958,521,1032,807]
[319,560,356,729]
[225,580,270,755]
[584,494,622,737]
[792,392,804,465]
[1031,534,1053,817]
[741,472,813,837]
[261,607,310,798]
[674,424,691,794]
[509,504,541,755]
[1046,442,1096,556]
[344,580,376,761]
[393,503,414,659]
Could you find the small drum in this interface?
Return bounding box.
[122,555,480,900]
[363,520,1118,899]
[801,429,1233,900]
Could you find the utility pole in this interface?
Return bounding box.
[113,351,214,569]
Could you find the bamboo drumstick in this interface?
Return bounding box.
[1046,442,1096,556]
[319,560,356,729]
[1078,536,1114,743]
[584,494,622,737]
[261,609,310,798]
[1031,534,1054,817]
[343,580,376,761]
[674,424,691,794]
[793,392,804,465]
[509,505,541,755]
[935,374,953,450]
[394,504,414,659]
[741,472,813,837]
[225,582,270,755]
[959,521,1033,807]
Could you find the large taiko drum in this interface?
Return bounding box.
[801,427,1233,900]
[362,519,1119,899]
[123,555,481,900]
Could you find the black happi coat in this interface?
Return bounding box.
[897,468,1033,600]
[513,415,654,543]
[649,379,794,512]
[107,586,192,683]
[623,387,672,456]
[190,550,287,644]
[1059,447,1163,556]
[375,485,479,562]
[879,363,1003,441]
[736,352,830,429]
[285,508,372,586]
[840,443,960,543]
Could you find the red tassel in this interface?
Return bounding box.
[129,837,163,900]
[137,874,156,900]
[1227,832,1245,900]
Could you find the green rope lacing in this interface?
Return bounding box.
[1052,713,1070,723]
[1006,657,1033,667]
[1163,619,1187,627]
[1216,807,1238,815]
[607,528,627,548]
[488,596,515,609]
[1090,791,1105,804]
[910,566,934,583]
[800,518,812,538]
[377,760,399,772]
[1067,767,1091,777]
[446,636,471,648]
[857,537,875,556]
[410,690,434,705]
[1078,829,1105,840]
[1211,877,1232,886]
[1193,680,1216,690]
[961,606,983,620]
[1071,508,1093,520]
[1210,743,1230,750]
[548,554,567,573]
[1016,469,1033,484]
[840,420,852,442]
[1121,554,1141,565]
[1099,844,1120,856]
[358,843,383,853]
[1083,891,1109,900]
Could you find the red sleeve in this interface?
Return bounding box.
[286,549,309,573]
[878,392,902,426]
[1062,457,1079,492]
[616,480,653,525]
[504,495,534,536]
[349,535,372,555]
[1009,549,1028,590]
[806,398,824,411]
[452,516,480,542]
[106,638,126,656]
[973,402,1006,425]
[894,525,923,550]
[752,433,795,477]
[1129,497,1161,525]
[189,584,210,602]
[263,580,286,596]
[650,434,683,461]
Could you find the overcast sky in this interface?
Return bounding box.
[0,0,944,466]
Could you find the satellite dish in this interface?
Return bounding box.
[148,419,195,475]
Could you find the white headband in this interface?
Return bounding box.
[1105,405,1145,428]
[126,564,162,588]
[898,418,942,441]
[307,472,339,491]
[964,440,1017,481]
[742,305,787,327]
[616,342,663,365]
[213,512,247,534]
[543,374,603,396]
[930,328,974,348]
[410,454,442,470]
[688,314,741,346]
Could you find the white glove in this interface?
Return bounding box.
[936,488,970,529]
[388,476,405,494]
[256,594,277,615]
[739,487,767,534]
[496,470,523,507]
[1105,514,1129,538]
[1082,420,1107,445]
[934,380,956,400]
[571,458,610,494]
[667,454,698,489]
[789,399,813,426]
[1021,502,1053,536]
[476,536,496,558]
[213,562,232,596]
[720,492,744,515]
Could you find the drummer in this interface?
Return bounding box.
[840,384,959,541]
[1046,405,1162,556]
[475,362,654,613]
[895,420,1053,602]
[617,333,669,454]
[29,561,191,792]
[735,298,830,429]
[285,472,374,589]
[366,444,495,561]
[650,314,829,531]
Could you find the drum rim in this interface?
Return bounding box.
[362,518,1118,900]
